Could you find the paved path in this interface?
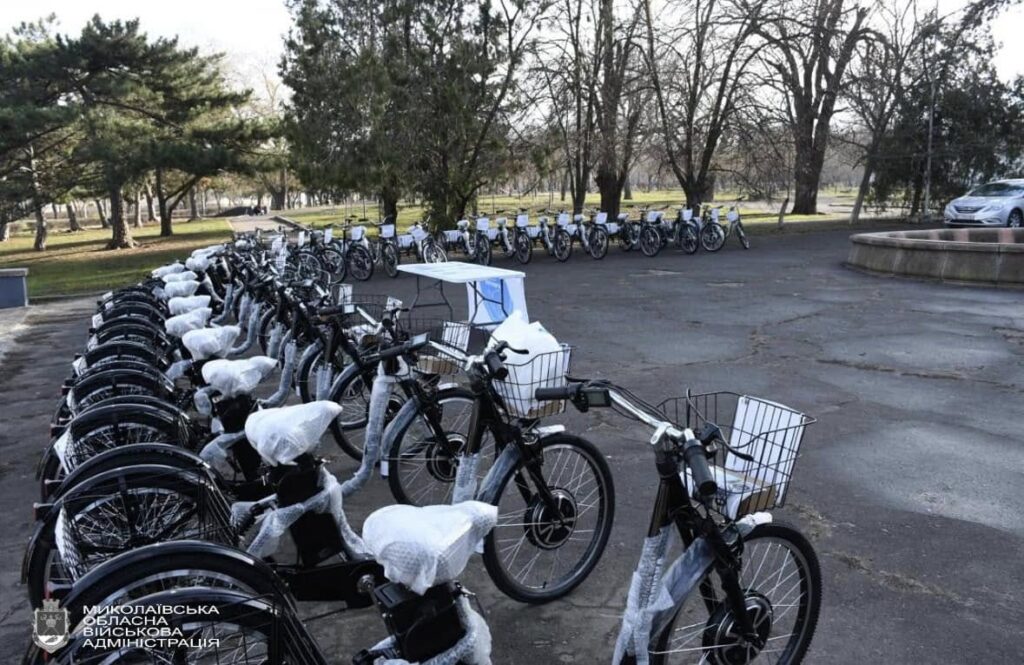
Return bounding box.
[0,229,1021,663]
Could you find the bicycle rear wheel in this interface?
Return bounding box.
[649,522,821,665]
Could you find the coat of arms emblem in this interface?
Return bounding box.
[32,599,69,653]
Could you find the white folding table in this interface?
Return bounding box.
[396,263,528,328]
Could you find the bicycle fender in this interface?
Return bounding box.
[21,510,56,584]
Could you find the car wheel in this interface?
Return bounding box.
[1008,209,1023,228]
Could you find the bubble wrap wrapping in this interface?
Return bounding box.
[211,284,236,325]
[162,280,201,299]
[164,308,213,338]
[167,295,212,316]
[192,244,224,258]
[315,363,334,401]
[362,502,498,595]
[165,359,192,381]
[151,262,185,278]
[259,341,296,408]
[233,466,367,559]
[182,325,241,360]
[202,356,278,397]
[267,323,285,360]
[611,527,672,665]
[451,453,481,504]
[341,364,396,498]
[370,595,492,665]
[185,255,211,272]
[225,305,261,359]
[199,430,247,478]
[162,270,198,284]
[194,386,214,416]
[245,400,342,466]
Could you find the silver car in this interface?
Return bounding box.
[944,179,1024,228]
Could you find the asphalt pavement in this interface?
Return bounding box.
[0,227,1021,663]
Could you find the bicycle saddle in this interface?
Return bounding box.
[362,501,498,594]
[164,308,213,337]
[201,356,278,398]
[244,401,344,466]
[182,325,240,360]
[167,295,212,316]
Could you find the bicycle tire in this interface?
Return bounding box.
[348,244,375,281]
[737,224,750,249]
[701,223,726,252]
[385,388,479,506]
[482,433,614,604]
[554,229,573,262]
[514,231,533,264]
[640,225,662,257]
[648,522,821,665]
[589,226,609,259]
[383,242,400,278]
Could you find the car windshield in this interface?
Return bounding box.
[966,183,1024,197]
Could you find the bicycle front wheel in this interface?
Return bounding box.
[640,225,662,257]
[347,244,375,281]
[482,433,614,603]
[383,242,400,277]
[701,223,726,252]
[649,522,822,665]
[588,226,609,259]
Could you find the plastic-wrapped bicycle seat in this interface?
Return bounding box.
[185,255,212,272]
[182,325,241,360]
[164,307,213,337]
[151,262,185,278]
[202,356,278,398]
[362,501,498,595]
[244,401,343,466]
[167,295,212,316]
[162,270,198,283]
[162,280,201,299]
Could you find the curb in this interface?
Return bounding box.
[271,215,311,231]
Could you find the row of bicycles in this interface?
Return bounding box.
[23,231,821,665]
[437,203,749,266]
[280,201,750,283]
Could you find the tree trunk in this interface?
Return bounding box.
[50,203,59,220]
[778,197,789,228]
[623,173,633,200]
[0,221,10,242]
[188,187,200,220]
[155,168,173,237]
[29,150,48,250]
[144,184,156,222]
[132,191,143,228]
[595,167,624,220]
[791,135,823,214]
[67,203,83,231]
[850,157,874,225]
[107,183,135,249]
[95,198,109,228]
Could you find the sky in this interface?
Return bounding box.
[1,0,1022,89]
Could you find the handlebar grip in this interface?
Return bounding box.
[683,438,717,497]
[534,385,577,401]
[485,352,508,380]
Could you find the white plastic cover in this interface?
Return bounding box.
[151,263,185,278]
[202,356,278,397]
[162,280,200,299]
[167,295,212,316]
[182,325,241,360]
[192,244,223,258]
[362,501,498,595]
[162,270,198,284]
[232,466,366,559]
[185,255,212,272]
[489,312,564,417]
[244,400,343,466]
[164,307,213,337]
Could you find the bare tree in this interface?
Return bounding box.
[758,0,871,214]
[843,0,927,223]
[643,0,769,207]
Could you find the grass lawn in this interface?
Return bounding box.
[0,219,232,298]
[283,188,884,233]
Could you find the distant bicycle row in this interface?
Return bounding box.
[283,202,750,282]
